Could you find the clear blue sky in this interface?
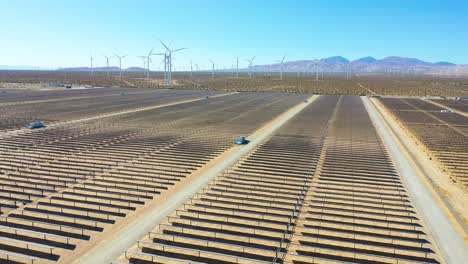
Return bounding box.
[1,0,467,70]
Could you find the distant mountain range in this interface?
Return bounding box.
[250,56,462,74]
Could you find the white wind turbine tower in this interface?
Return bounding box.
[113,52,127,81]
[311,57,320,81]
[103,55,113,77]
[236,57,239,77]
[160,40,186,85]
[160,54,167,82]
[209,60,215,78]
[190,60,193,77]
[346,61,352,80]
[89,54,94,76]
[276,54,286,80]
[146,55,153,79]
[246,56,255,79]
[144,47,154,79]
[140,47,162,79]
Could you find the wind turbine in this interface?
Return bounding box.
[246,56,255,79]
[113,52,127,80]
[139,47,155,79]
[276,54,286,80]
[90,54,94,76]
[145,47,154,79]
[209,60,215,78]
[312,57,320,81]
[346,61,352,80]
[236,57,239,78]
[190,60,193,77]
[160,54,167,81]
[160,40,186,85]
[103,55,113,77]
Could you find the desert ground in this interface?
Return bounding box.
[1,70,468,97]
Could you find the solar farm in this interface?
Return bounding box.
[0,87,466,264]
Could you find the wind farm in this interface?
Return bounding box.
[1,46,467,97]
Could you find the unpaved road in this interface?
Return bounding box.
[363,96,468,264]
[70,96,318,264]
[357,82,376,95]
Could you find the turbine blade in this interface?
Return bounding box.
[172,48,187,53]
[159,40,170,51]
[148,47,154,56]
